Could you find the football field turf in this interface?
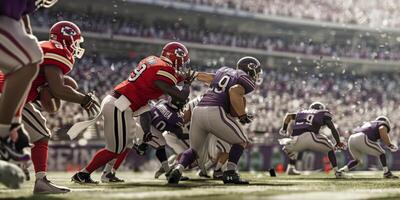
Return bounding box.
[1,171,400,200]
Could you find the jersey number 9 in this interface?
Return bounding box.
[213,75,230,93]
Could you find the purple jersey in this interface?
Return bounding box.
[0,0,37,20]
[198,67,255,112]
[292,109,333,136]
[354,121,390,142]
[150,100,183,133]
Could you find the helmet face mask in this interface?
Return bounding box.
[36,0,58,8]
[70,37,85,59]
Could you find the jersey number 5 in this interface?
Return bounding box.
[128,63,147,82]
[213,75,230,93]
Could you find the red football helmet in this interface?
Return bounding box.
[49,21,85,58]
[160,42,190,71]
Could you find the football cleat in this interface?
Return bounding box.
[335,171,350,179]
[222,170,249,185]
[213,170,223,180]
[101,172,124,183]
[384,171,399,179]
[198,170,211,178]
[0,160,25,189]
[167,168,182,184]
[154,166,165,179]
[71,172,98,184]
[34,176,70,194]
[180,176,190,181]
[286,167,301,175]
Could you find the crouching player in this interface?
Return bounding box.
[339,116,398,178]
[157,96,231,180]
[71,42,193,184]
[168,56,261,184]
[279,102,346,178]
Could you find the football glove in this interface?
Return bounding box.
[388,144,398,152]
[133,143,148,156]
[239,114,254,125]
[35,0,58,8]
[335,142,347,151]
[81,93,100,118]
[183,69,198,85]
[143,132,154,143]
[279,128,289,137]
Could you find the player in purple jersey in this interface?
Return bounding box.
[168,56,262,185]
[339,116,398,179]
[279,102,347,178]
[0,0,56,189]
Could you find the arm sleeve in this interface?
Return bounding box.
[238,75,256,94]
[155,67,178,86]
[42,51,73,74]
[139,111,152,134]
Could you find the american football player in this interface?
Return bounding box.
[339,116,398,178]
[160,96,231,180]
[279,102,346,178]
[168,56,261,184]
[71,42,194,184]
[0,21,100,194]
[0,0,57,167]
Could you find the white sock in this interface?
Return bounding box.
[103,163,114,174]
[80,168,89,173]
[36,171,46,180]
[340,166,349,172]
[204,160,213,170]
[383,166,389,173]
[333,166,338,172]
[0,124,11,138]
[215,162,223,171]
[176,164,184,173]
[287,164,294,169]
[227,162,237,171]
[161,161,170,172]
[11,116,21,124]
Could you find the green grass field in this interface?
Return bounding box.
[1,171,400,200]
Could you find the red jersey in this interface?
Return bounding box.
[0,40,75,102]
[114,56,180,112]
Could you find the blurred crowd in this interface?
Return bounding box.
[175,0,400,28]
[43,53,400,145]
[31,9,400,61]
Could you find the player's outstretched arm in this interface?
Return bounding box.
[195,72,215,85]
[44,66,86,103]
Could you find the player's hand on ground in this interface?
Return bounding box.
[388,144,398,152]
[239,113,253,125]
[81,93,101,118]
[134,143,148,156]
[143,132,154,143]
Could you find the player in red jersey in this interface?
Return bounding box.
[0,21,100,194]
[71,41,196,183]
